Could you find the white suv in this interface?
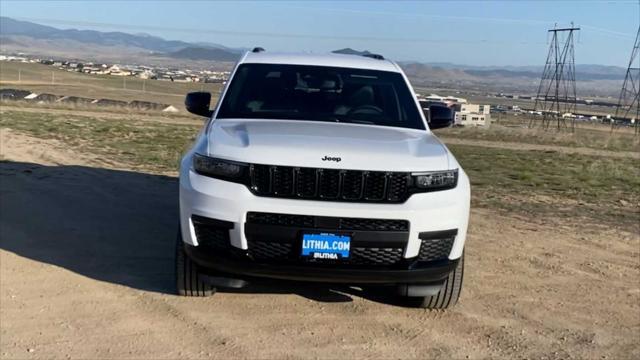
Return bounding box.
[176,49,470,309]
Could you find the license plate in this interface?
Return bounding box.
[301,233,351,260]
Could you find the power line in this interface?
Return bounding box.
[274,5,635,39]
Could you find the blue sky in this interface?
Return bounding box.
[1,0,638,66]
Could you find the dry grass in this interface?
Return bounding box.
[0,99,199,120]
[449,144,640,231]
[0,109,200,173]
[438,123,640,152]
[0,61,223,108]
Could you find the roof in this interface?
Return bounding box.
[240,51,401,73]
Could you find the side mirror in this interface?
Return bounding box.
[427,104,455,129]
[185,92,213,117]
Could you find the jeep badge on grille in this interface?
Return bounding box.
[322,156,341,162]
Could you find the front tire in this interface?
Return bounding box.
[406,254,464,309]
[175,230,216,297]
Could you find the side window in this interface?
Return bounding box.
[220,66,249,113]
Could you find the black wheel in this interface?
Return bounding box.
[405,254,464,309]
[175,229,216,297]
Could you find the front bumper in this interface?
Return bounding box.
[184,242,459,284]
[179,167,470,260]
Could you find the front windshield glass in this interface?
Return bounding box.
[216,63,425,130]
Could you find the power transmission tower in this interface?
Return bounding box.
[612,26,640,134]
[531,24,580,131]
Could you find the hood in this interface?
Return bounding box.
[206,119,450,172]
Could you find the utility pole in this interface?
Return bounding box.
[612,26,639,134]
[531,24,580,131]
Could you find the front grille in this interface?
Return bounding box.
[246,212,409,232]
[418,237,455,262]
[249,164,411,203]
[247,241,404,266]
[245,212,409,268]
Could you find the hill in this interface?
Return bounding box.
[0,17,241,64]
[162,47,239,61]
[0,17,191,52]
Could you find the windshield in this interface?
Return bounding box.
[217,63,425,130]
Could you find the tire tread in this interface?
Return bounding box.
[175,230,215,297]
[410,254,464,309]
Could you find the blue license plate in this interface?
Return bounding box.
[301,233,351,260]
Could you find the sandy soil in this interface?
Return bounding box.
[1,130,639,359]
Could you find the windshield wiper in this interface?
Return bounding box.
[315,116,377,125]
[336,118,376,125]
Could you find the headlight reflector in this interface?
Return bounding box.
[412,169,458,190]
[193,153,246,178]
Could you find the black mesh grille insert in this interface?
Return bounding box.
[246,212,409,232]
[350,247,403,265]
[249,164,411,203]
[418,237,455,262]
[363,172,387,200]
[192,216,232,252]
[248,241,293,260]
[272,166,294,196]
[338,218,409,232]
[341,170,364,200]
[246,212,315,228]
[250,165,271,194]
[247,242,404,266]
[387,173,409,202]
[319,169,340,199]
[296,167,318,197]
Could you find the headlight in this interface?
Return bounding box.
[193,153,247,179]
[411,169,458,191]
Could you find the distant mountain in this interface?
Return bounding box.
[466,67,625,81]
[0,17,192,52]
[164,46,239,61]
[414,63,625,76]
[193,42,246,53]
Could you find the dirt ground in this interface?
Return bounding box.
[1,129,639,359]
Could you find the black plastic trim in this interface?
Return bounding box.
[418,229,458,240]
[192,215,235,229]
